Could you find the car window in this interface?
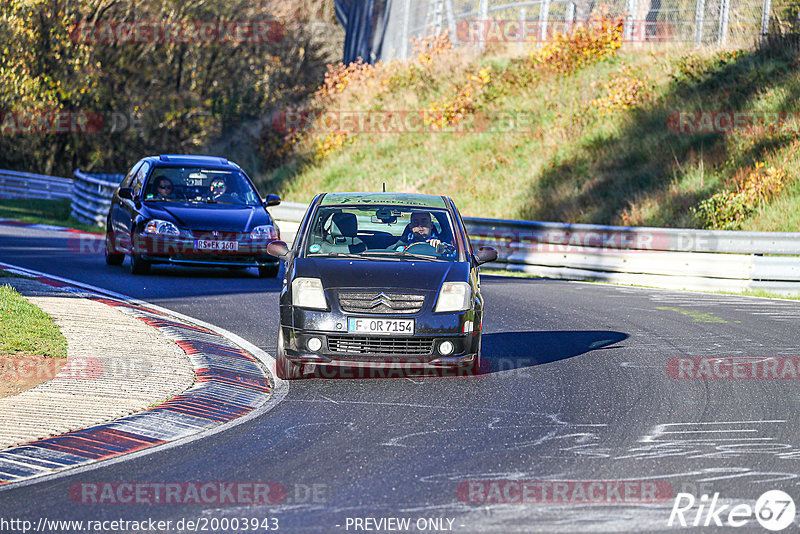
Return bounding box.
[120,161,143,188]
[142,167,261,206]
[131,161,150,196]
[302,205,463,262]
[453,204,472,254]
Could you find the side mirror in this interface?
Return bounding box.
[267,240,291,260]
[264,194,281,207]
[474,246,498,266]
[118,187,134,200]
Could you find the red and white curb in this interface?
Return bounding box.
[0,262,286,489]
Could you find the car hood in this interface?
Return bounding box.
[295,258,468,292]
[152,204,269,231]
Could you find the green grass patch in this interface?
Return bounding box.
[0,198,103,234]
[0,284,67,359]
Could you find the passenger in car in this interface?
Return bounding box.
[209,177,241,203]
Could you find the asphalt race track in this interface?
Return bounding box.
[1,223,800,533]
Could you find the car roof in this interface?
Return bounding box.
[319,192,447,209]
[143,154,242,169]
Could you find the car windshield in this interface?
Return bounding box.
[303,205,462,261]
[143,167,261,206]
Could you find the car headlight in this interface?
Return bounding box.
[292,277,327,310]
[250,224,279,240]
[434,282,472,313]
[143,219,179,236]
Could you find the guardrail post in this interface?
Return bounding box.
[717,0,730,46]
[445,0,456,43]
[401,0,412,60]
[625,0,636,41]
[519,7,526,50]
[760,0,772,45]
[538,0,551,47]
[694,0,706,44]
[565,2,575,35]
[479,0,488,53]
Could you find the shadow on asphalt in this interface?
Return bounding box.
[481,330,628,373]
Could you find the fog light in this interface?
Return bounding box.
[439,341,454,356]
[307,337,322,352]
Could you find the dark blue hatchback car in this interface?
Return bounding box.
[266,192,497,379]
[105,155,282,277]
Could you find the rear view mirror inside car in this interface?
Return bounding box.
[372,208,398,224]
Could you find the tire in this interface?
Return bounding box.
[130,253,151,275]
[105,232,124,266]
[275,328,301,380]
[258,262,280,278]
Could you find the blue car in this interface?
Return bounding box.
[105,155,282,277]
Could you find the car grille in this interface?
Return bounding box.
[338,291,425,314]
[327,336,434,355]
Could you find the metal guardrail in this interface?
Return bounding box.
[269,202,310,223]
[3,171,800,295]
[71,171,122,226]
[0,169,72,201]
[274,201,800,295]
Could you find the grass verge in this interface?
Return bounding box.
[0,283,67,359]
[261,25,800,232]
[0,198,103,234]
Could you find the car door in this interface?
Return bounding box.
[109,161,142,251]
[118,161,150,252]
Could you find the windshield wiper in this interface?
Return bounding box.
[310,252,393,260]
[397,251,448,262]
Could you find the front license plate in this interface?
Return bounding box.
[194,240,238,251]
[347,318,414,335]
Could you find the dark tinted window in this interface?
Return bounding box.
[143,167,261,206]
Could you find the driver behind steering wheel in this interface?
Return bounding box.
[395,211,451,252]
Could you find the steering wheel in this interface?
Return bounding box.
[403,241,440,255]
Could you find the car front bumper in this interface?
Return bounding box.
[280,308,481,369]
[134,234,279,267]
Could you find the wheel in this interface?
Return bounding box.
[105,232,124,265]
[275,328,301,380]
[258,262,280,278]
[130,253,151,275]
